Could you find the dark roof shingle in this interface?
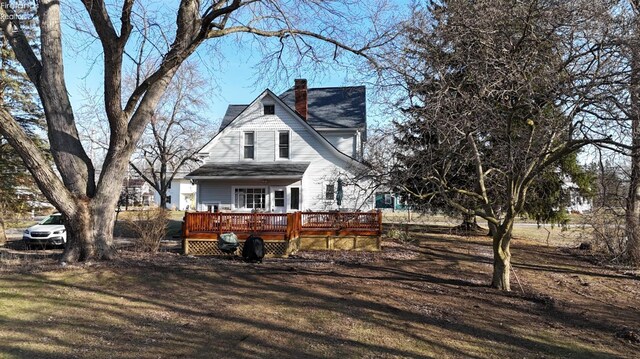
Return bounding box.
[221,105,248,129]
[219,86,366,131]
[279,86,366,129]
[187,162,310,178]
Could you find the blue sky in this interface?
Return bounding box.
[64,46,359,125]
[59,2,401,129]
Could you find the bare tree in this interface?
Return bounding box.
[383,0,623,290]
[624,0,640,265]
[0,0,395,262]
[130,62,215,208]
[586,153,630,259]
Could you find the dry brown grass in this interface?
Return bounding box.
[0,225,638,358]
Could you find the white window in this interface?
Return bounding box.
[243,132,255,159]
[384,194,392,205]
[234,188,266,209]
[205,203,220,212]
[278,131,290,159]
[274,190,285,207]
[325,184,335,201]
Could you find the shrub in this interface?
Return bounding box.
[386,223,417,244]
[126,207,168,253]
[585,207,627,262]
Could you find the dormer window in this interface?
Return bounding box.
[264,104,275,115]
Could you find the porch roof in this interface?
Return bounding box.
[186,162,310,179]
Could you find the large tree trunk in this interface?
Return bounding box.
[487,221,496,237]
[627,28,640,267]
[160,190,168,209]
[626,150,640,265]
[491,220,513,291]
[61,199,118,262]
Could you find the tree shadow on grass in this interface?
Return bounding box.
[1,255,633,359]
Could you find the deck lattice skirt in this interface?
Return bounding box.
[186,240,288,256]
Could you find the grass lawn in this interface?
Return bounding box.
[0,226,638,358]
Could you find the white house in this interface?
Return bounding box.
[153,171,198,210]
[187,79,373,213]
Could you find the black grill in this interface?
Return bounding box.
[30,232,50,238]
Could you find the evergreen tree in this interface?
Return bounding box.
[386,0,617,290]
[0,4,45,245]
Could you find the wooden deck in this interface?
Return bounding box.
[182,211,382,256]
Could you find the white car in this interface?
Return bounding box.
[23,213,67,249]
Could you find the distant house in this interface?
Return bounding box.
[374,192,407,211]
[187,79,373,213]
[121,178,154,207]
[565,180,592,214]
[153,172,197,210]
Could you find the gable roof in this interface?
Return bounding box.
[219,86,366,131]
[199,89,365,167]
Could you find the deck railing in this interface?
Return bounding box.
[183,210,381,239]
[300,211,380,231]
[184,212,288,235]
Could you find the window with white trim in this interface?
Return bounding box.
[290,187,300,210]
[325,184,335,201]
[278,131,290,159]
[234,188,265,209]
[243,131,255,159]
[274,190,285,207]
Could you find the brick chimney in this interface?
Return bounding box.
[294,79,308,120]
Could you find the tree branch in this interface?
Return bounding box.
[0,0,42,84]
[0,108,76,215]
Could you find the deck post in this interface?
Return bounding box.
[182,212,190,255]
[377,209,383,250]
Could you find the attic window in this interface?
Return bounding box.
[264,104,275,115]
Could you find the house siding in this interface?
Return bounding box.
[196,92,374,212]
[319,131,356,158]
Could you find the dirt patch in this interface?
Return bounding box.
[0,228,638,358]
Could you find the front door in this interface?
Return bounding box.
[272,187,286,213]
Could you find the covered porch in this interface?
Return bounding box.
[187,162,309,213]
